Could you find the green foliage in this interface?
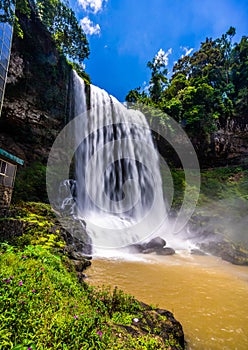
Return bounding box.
[13,162,47,203]
[0,202,183,349]
[0,0,30,37]
[35,0,89,64]
[126,27,248,140]
[0,202,65,251]
[147,52,168,103]
[69,61,91,85]
[1,0,89,67]
[163,166,248,217]
[0,245,109,349]
[0,243,179,349]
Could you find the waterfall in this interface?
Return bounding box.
[71,71,167,251]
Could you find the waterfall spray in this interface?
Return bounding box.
[46,71,200,255]
[71,71,167,250]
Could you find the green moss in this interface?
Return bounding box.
[0,202,64,251]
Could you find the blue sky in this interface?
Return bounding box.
[70,0,248,102]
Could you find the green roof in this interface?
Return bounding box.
[0,148,24,165]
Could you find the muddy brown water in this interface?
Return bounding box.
[87,252,248,349]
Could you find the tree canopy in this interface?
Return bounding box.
[126,27,248,139]
[0,0,89,64]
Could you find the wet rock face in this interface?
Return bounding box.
[0,11,71,169]
[199,240,248,265]
[59,217,92,256]
[210,129,248,166]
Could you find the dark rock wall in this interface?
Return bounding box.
[193,117,248,167]
[0,10,72,167]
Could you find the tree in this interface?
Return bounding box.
[126,27,248,140]
[147,49,169,103]
[0,0,89,64]
[232,36,248,118]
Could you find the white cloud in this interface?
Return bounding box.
[154,48,172,66]
[80,17,101,35]
[78,0,108,14]
[181,47,194,58]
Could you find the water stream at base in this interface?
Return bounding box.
[87,254,248,350]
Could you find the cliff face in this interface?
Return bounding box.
[191,116,248,168]
[0,11,72,201]
[0,10,71,167]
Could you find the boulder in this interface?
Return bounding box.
[156,247,175,256]
[71,259,91,272]
[144,236,166,250]
[126,237,167,254]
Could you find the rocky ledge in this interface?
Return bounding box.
[114,301,185,349]
[198,240,248,265]
[0,203,92,281]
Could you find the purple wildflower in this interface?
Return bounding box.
[27,347,32,350]
[5,279,11,283]
[96,331,103,338]
[41,267,45,271]
[19,281,23,286]
[21,255,28,259]
[73,315,78,319]
[32,289,36,293]
[10,276,14,280]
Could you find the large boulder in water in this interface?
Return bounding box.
[126,237,167,254]
[144,237,166,251]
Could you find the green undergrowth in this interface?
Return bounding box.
[165,165,248,245]
[164,165,248,209]
[13,163,47,203]
[0,202,65,251]
[0,202,183,349]
[197,166,248,245]
[0,244,179,350]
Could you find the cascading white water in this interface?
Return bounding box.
[72,71,167,251]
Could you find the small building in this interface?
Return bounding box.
[0,148,24,208]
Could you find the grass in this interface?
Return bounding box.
[0,244,170,349]
[0,203,183,350]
